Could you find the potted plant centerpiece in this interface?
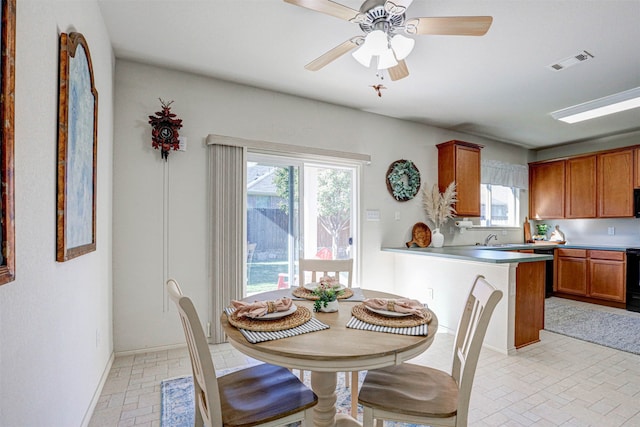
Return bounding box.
[534,223,549,241]
[422,182,457,248]
[312,276,344,312]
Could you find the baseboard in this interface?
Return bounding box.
[114,342,187,358]
[81,351,115,427]
[552,292,625,309]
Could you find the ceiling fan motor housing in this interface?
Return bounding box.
[357,0,406,35]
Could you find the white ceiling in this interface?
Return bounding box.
[97,0,640,149]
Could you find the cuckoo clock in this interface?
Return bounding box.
[148,99,183,160]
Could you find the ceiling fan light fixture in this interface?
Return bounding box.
[390,34,414,60]
[363,30,388,56]
[352,45,373,67]
[377,48,398,70]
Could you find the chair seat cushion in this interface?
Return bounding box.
[358,363,458,419]
[218,363,318,427]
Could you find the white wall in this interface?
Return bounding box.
[393,252,515,355]
[0,1,113,425]
[534,129,640,162]
[112,59,531,352]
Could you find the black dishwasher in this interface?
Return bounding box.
[533,248,555,298]
[626,249,640,312]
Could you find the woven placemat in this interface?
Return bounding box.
[351,304,432,328]
[227,306,312,332]
[292,287,354,300]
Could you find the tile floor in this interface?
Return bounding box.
[89,299,640,427]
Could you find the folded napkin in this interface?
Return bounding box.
[363,298,426,318]
[231,297,293,318]
[318,275,339,287]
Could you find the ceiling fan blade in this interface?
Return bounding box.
[284,0,359,21]
[409,16,493,36]
[305,37,361,71]
[388,60,409,81]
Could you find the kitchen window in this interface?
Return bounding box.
[480,184,520,227]
[480,160,527,227]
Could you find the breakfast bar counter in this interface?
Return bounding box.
[382,245,554,263]
[383,246,551,355]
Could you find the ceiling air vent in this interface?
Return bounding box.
[547,50,594,71]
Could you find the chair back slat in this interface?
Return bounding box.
[299,258,353,288]
[451,275,503,425]
[167,279,223,427]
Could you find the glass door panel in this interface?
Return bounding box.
[302,165,354,284]
[245,157,358,296]
[246,157,299,296]
[303,165,353,260]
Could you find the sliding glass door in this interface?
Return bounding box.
[245,155,357,296]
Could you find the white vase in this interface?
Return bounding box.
[431,228,444,248]
[320,300,339,312]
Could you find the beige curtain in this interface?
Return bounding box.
[208,143,245,343]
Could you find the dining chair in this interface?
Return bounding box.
[357,274,503,427]
[166,279,318,427]
[297,258,358,417]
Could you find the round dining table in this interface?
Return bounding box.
[221,289,439,427]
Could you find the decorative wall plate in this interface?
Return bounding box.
[386,159,421,201]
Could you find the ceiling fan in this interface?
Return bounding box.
[284,0,493,81]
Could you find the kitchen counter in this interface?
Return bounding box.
[382,245,554,264]
[383,241,631,355]
[382,242,632,264]
[481,243,634,251]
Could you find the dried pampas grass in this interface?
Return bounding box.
[422,182,457,229]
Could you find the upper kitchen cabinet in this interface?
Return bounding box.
[598,149,633,217]
[565,155,597,218]
[530,145,637,219]
[529,159,565,219]
[436,140,483,217]
[635,148,640,188]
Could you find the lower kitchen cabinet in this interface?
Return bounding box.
[555,248,626,306]
[515,258,545,348]
[556,249,588,295]
[589,250,626,302]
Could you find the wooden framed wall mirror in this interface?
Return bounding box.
[0,0,16,285]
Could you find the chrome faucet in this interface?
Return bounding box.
[484,233,498,246]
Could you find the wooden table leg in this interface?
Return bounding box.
[310,371,337,427]
[311,371,362,427]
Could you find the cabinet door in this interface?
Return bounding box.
[598,149,633,217]
[565,155,596,218]
[437,141,482,217]
[635,148,640,188]
[515,260,545,348]
[529,160,565,219]
[589,251,626,302]
[455,145,481,216]
[556,256,588,296]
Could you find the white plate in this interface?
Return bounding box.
[255,304,297,320]
[364,306,413,317]
[303,282,345,291]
